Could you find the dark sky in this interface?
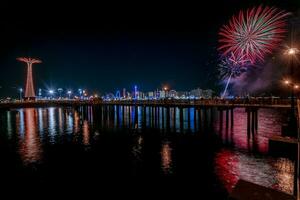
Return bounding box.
[0,0,299,97]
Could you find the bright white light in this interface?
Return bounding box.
[49,90,54,94]
[286,47,299,56]
[19,88,23,92]
[288,48,296,55]
[284,80,290,85]
[67,90,72,94]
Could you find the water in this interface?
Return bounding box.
[0,106,294,197]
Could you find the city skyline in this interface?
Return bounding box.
[0,1,300,198]
[0,0,299,97]
[12,85,215,100]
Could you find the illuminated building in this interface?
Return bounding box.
[159,90,166,98]
[115,90,121,99]
[134,85,138,99]
[189,88,214,99]
[148,91,154,98]
[122,88,126,99]
[202,89,213,99]
[169,90,177,98]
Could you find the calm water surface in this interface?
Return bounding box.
[0,106,294,197]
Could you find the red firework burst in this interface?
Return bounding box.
[218,5,290,64]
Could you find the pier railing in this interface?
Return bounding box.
[0,98,293,109]
[101,98,291,108]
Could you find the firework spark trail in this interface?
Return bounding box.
[221,72,233,99]
[218,5,290,64]
[218,53,248,80]
[218,53,249,99]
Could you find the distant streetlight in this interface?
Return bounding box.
[49,90,54,99]
[163,86,169,98]
[19,88,23,101]
[58,88,63,98]
[83,90,87,98]
[67,90,72,99]
[284,80,290,85]
[286,47,299,56]
[78,89,83,99]
[38,88,42,99]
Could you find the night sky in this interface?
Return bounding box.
[0,0,299,97]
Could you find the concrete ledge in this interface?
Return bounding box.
[230,179,295,200]
[269,135,297,158]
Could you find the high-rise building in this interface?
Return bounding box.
[169,90,177,98]
[202,89,213,99]
[134,85,138,99]
[159,90,166,98]
[122,88,126,99]
[190,88,203,98]
[190,88,214,99]
[148,91,154,99]
[116,90,121,99]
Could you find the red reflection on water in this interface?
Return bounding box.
[19,108,42,164]
[215,108,293,194]
[214,149,239,192]
[215,108,285,154]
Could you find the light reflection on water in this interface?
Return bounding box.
[0,106,294,195]
[161,141,173,175]
[48,107,56,143]
[214,149,294,194]
[18,108,42,164]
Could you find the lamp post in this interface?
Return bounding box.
[38,88,42,99]
[163,86,168,99]
[284,48,300,197]
[67,90,72,99]
[285,47,299,137]
[284,78,300,197]
[83,90,88,99]
[49,90,54,99]
[19,88,23,101]
[78,89,83,99]
[58,88,63,99]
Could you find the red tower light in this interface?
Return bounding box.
[17,57,42,101]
